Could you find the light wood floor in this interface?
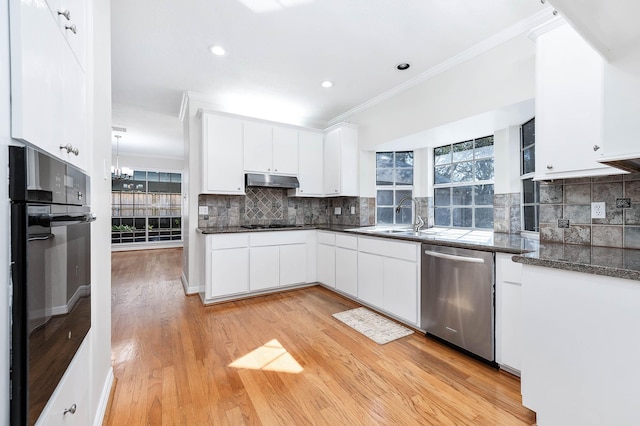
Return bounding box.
[104,248,535,425]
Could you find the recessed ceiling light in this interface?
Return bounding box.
[209,45,226,56]
[396,63,410,71]
[321,80,333,88]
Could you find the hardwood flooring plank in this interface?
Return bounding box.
[105,248,535,425]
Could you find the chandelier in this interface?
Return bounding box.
[111,134,133,180]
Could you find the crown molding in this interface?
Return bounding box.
[328,8,556,126]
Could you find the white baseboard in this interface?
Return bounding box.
[93,367,114,426]
[111,241,183,252]
[181,270,202,295]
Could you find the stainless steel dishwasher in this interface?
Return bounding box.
[421,244,495,363]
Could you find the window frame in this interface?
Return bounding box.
[432,136,495,229]
[375,151,414,225]
[520,117,540,234]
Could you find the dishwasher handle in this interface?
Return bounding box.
[423,250,485,264]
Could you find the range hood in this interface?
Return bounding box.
[245,173,300,189]
[598,154,640,173]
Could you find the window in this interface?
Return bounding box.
[433,136,494,229]
[111,170,183,244]
[376,151,413,224]
[521,117,540,232]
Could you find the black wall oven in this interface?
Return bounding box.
[9,146,95,425]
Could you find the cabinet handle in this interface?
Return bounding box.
[65,24,77,34]
[593,145,601,151]
[60,144,79,156]
[57,9,71,20]
[64,403,77,415]
[546,164,553,170]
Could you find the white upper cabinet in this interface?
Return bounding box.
[243,121,298,175]
[48,0,87,70]
[201,112,245,194]
[533,21,617,180]
[10,0,88,171]
[323,123,358,196]
[290,130,324,197]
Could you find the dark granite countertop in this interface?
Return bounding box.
[512,243,640,281]
[197,224,538,254]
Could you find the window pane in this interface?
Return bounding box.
[147,171,158,182]
[435,208,451,226]
[133,170,147,181]
[523,205,538,232]
[434,165,452,184]
[377,207,393,224]
[452,208,473,227]
[396,189,413,203]
[451,161,474,182]
[377,190,394,206]
[395,168,413,185]
[522,147,535,175]
[434,145,451,165]
[523,178,535,204]
[475,208,494,229]
[395,206,412,224]
[474,136,494,159]
[376,152,393,168]
[395,151,414,168]
[522,118,535,148]
[475,159,494,181]
[376,169,394,185]
[475,184,494,205]
[434,188,450,206]
[452,186,473,205]
[452,140,474,162]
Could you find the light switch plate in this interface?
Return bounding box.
[198,206,209,215]
[350,206,355,214]
[591,202,606,219]
[334,207,342,215]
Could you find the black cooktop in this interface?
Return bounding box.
[241,224,303,229]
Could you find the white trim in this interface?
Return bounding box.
[328,9,556,126]
[181,270,202,295]
[111,241,183,252]
[92,367,114,426]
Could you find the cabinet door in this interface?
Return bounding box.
[210,247,249,297]
[357,252,384,308]
[280,244,307,286]
[243,121,273,173]
[202,114,245,194]
[323,129,341,195]
[383,257,418,324]
[10,0,65,156]
[296,131,324,196]
[250,246,280,291]
[61,47,87,171]
[335,247,358,297]
[535,23,613,179]
[317,244,335,287]
[272,127,298,175]
[495,253,523,373]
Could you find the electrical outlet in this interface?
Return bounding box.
[350,206,356,215]
[591,202,606,219]
[334,207,342,215]
[198,206,209,215]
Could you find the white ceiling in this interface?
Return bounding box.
[110,0,551,158]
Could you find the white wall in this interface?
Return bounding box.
[349,34,536,152]
[89,0,114,421]
[1,0,12,421]
[494,126,523,194]
[114,153,184,172]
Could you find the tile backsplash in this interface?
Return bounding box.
[198,187,376,228]
[539,173,640,249]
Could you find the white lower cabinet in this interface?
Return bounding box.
[205,231,314,301]
[495,253,523,374]
[336,247,358,297]
[317,232,336,287]
[205,234,250,299]
[35,337,90,426]
[357,236,420,326]
[357,252,384,308]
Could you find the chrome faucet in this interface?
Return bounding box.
[395,196,425,232]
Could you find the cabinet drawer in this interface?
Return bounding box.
[317,231,335,245]
[207,234,249,249]
[357,236,418,262]
[498,253,523,284]
[335,234,357,250]
[250,230,308,246]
